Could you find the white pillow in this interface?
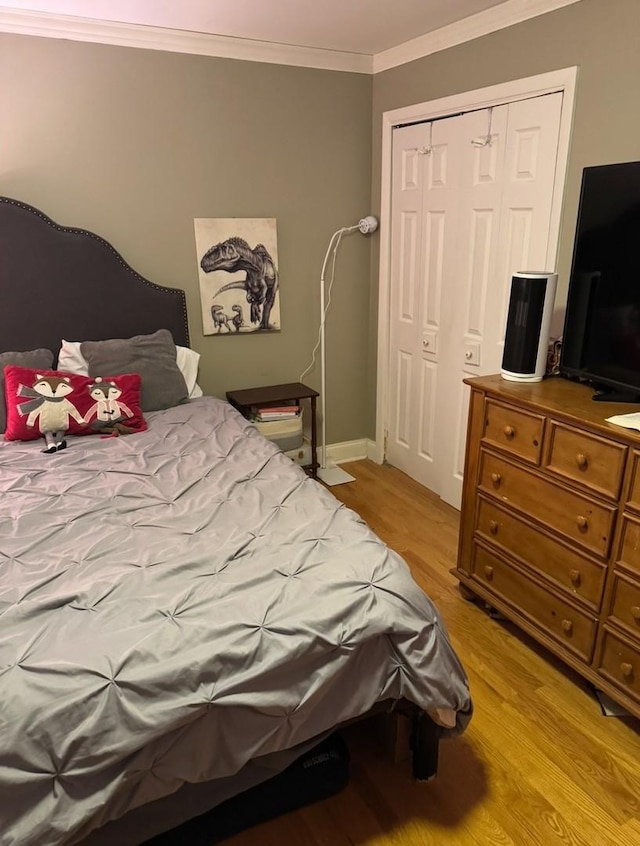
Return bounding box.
[58,339,203,398]
[58,339,89,375]
[175,345,203,398]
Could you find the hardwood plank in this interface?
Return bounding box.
[468,680,627,843]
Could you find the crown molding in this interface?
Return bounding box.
[0,0,581,75]
[0,7,373,74]
[373,0,582,73]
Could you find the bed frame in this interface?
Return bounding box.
[0,195,441,844]
[0,196,189,355]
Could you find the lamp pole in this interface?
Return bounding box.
[314,217,378,486]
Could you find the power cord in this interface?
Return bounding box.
[299,225,355,383]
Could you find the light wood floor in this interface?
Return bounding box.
[223,460,640,846]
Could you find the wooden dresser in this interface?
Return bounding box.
[455,374,640,718]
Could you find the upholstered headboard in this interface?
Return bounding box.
[0,196,190,355]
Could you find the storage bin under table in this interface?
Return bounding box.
[254,415,303,451]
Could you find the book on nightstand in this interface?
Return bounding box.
[254,404,301,421]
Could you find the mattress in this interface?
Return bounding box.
[0,397,472,846]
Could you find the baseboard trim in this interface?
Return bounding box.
[323,438,381,465]
[324,439,367,465]
[366,438,380,462]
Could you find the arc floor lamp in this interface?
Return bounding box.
[301,215,378,487]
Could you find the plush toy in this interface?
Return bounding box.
[17,374,84,453]
[84,377,136,435]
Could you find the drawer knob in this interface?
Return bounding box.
[576,515,589,531]
[620,662,634,679]
[489,520,499,535]
[490,472,502,487]
[569,569,582,587]
[575,453,589,470]
[503,425,515,440]
[561,618,573,635]
[631,606,640,621]
[483,565,494,580]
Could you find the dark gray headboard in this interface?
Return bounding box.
[0,197,190,355]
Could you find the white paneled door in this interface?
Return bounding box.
[386,92,563,509]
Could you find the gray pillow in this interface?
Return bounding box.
[81,329,188,412]
[1,348,54,433]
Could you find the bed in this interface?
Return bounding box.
[0,196,473,846]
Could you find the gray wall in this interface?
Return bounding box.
[369,0,640,433]
[4,0,640,446]
[0,35,372,444]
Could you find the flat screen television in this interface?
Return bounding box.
[560,160,640,402]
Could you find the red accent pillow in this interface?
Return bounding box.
[3,366,147,442]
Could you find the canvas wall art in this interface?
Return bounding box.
[194,218,280,336]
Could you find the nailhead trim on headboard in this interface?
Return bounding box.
[0,197,189,351]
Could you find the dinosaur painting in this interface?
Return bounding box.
[210,304,230,333]
[210,303,245,333]
[200,236,279,332]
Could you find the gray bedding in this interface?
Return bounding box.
[0,397,472,846]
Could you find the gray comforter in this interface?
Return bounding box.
[0,397,472,845]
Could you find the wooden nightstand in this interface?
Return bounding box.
[226,382,319,479]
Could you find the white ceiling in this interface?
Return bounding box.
[0,0,580,71]
[0,0,559,53]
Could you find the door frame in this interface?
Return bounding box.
[374,66,578,464]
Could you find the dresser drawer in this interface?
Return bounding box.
[475,497,605,608]
[478,451,616,558]
[607,571,640,637]
[627,451,640,513]
[471,544,597,661]
[616,514,640,576]
[545,421,626,500]
[482,399,544,464]
[597,629,640,704]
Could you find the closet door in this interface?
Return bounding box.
[387,92,563,509]
[386,115,463,492]
[438,92,563,509]
[435,105,508,509]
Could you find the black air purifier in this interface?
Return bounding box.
[501,271,558,382]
